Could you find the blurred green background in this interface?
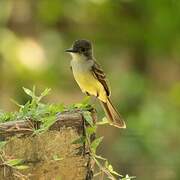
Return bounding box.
[0,0,180,179]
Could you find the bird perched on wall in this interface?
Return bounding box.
[65,39,126,128]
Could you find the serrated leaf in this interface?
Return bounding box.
[83,111,93,126]
[91,137,103,153]
[72,136,86,144]
[5,159,23,166]
[14,165,29,170]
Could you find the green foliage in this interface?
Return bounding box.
[82,111,94,127]
[0,111,15,123]
[0,87,94,131]
[68,96,93,111]
[4,159,29,170]
[82,112,135,180]
[90,137,104,154]
[0,87,65,132]
[0,87,95,135]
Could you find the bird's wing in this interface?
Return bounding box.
[91,60,111,96]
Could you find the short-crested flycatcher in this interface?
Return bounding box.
[65,39,126,128]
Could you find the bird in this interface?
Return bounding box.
[65,39,126,128]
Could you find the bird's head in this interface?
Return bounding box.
[65,39,93,60]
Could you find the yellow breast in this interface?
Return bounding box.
[74,71,107,102]
[71,57,107,102]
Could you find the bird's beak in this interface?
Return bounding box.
[65,48,77,53]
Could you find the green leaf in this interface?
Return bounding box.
[23,87,34,98]
[86,126,96,135]
[0,112,15,122]
[74,96,91,109]
[122,175,136,180]
[109,166,122,177]
[14,165,29,170]
[95,155,107,161]
[72,136,86,144]
[91,136,103,153]
[74,103,83,108]
[105,161,122,177]
[67,104,76,111]
[83,111,93,126]
[38,88,51,102]
[5,159,23,166]
[41,116,56,130]
[48,104,64,114]
[40,88,51,97]
[20,101,30,113]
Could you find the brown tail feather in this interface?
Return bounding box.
[100,97,126,128]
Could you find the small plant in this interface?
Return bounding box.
[0,87,65,132]
[0,87,135,179]
[80,111,135,180]
[1,158,29,170]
